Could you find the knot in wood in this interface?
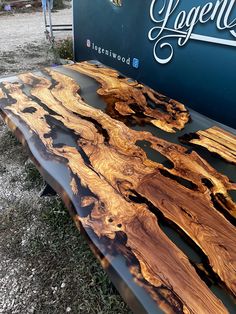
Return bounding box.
[123,165,134,176]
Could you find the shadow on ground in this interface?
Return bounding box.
[0,41,57,77]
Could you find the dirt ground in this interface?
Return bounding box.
[0,7,131,314]
[0,8,72,76]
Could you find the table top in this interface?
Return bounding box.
[0,61,235,314]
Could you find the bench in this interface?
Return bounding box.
[0,61,236,314]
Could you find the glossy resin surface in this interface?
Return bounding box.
[0,62,235,314]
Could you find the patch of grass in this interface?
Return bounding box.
[25,196,132,313]
[41,197,70,231]
[0,126,27,163]
[0,164,6,174]
[23,161,44,189]
[53,0,66,10]
[53,37,73,61]
[0,128,19,151]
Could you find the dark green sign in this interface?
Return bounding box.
[73,0,236,128]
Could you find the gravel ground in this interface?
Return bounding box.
[0,7,131,314]
[0,8,72,76]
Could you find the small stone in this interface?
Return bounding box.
[61,282,66,288]
[66,307,71,312]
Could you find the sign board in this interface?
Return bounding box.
[73,0,236,128]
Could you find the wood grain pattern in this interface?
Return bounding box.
[65,62,190,133]
[0,66,236,313]
[181,126,236,165]
[0,89,6,99]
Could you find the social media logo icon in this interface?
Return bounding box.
[132,58,140,69]
[86,39,91,48]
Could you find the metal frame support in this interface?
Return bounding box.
[42,0,72,43]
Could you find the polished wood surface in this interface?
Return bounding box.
[0,63,235,314]
[67,62,190,133]
[181,126,236,165]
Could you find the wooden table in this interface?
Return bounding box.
[0,61,235,314]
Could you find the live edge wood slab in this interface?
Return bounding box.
[0,61,236,314]
[181,126,236,166]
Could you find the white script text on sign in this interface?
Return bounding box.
[148,0,236,64]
